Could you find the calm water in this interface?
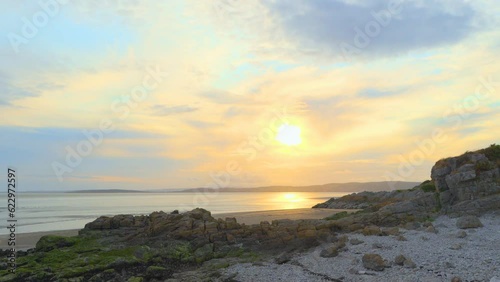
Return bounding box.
[0,192,346,235]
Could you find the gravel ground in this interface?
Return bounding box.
[223,214,500,282]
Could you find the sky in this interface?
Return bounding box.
[0,0,499,191]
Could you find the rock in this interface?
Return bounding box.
[456,230,467,238]
[450,244,462,250]
[275,252,292,264]
[36,235,76,252]
[451,277,462,282]
[404,222,421,230]
[394,254,416,268]
[421,236,429,241]
[350,238,364,245]
[382,227,400,236]
[362,254,387,271]
[425,226,438,234]
[422,222,433,227]
[403,258,416,268]
[337,235,349,244]
[320,241,346,258]
[194,244,214,263]
[362,225,382,236]
[396,235,407,241]
[445,262,455,269]
[372,243,383,249]
[456,215,483,229]
[224,217,240,229]
[319,247,338,258]
[146,266,168,279]
[394,255,406,266]
[127,277,144,282]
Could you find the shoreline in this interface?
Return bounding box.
[0,208,350,250]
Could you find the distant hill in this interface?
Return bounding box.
[67,189,145,193]
[62,181,419,194]
[177,181,420,193]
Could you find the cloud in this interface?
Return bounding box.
[0,72,40,104]
[201,90,249,104]
[263,0,479,59]
[357,88,397,98]
[150,104,198,116]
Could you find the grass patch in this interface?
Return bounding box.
[421,182,436,193]
[478,144,500,162]
[324,211,349,220]
[475,160,495,172]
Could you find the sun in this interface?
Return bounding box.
[276,124,302,146]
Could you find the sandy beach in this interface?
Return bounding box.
[0,229,80,251]
[213,208,349,225]
[1,208,347,250]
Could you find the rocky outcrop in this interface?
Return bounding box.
[314,144,500,218]
[431,145,500,215]
[4,208,343,282]
[312,189,427,209]
[82,208,336,255]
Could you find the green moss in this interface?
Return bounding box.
[238,251,261,263]
[475,160,495,172]
[420,182,436,193]
[9,236,144,280]
[422,216,435,222]
[0,274,16,282]
[146,266,167,278]
[209,262,230,270]
[479,144,500,162]
[59,266,94,278]
[324,211,349,220]
[127,277,144,282]
[36,235,79,252]
[163,241,193,261]
[41,248,79,264]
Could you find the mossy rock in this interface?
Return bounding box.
[194,244,214,263]
[36,235,79,252]
[162,241,194,262]
[127,277,144,282]
[146,266,167,278]
[325,211,349,220]
[420,182,436,193]
[0,274,15,282]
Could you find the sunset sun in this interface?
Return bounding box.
[276,124,302,146]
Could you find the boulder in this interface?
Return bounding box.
[456,215,483,229]
[350,238,364,245]
[403,258,416,268]
[362,225,382,236]
[362,254,387,271]
[320,241,346,258]
[394,255,406,266]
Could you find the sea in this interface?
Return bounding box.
[0,192,347,235]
